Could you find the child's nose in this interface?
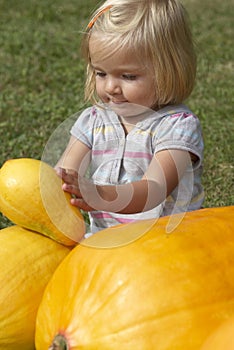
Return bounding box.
[105,77,121,95]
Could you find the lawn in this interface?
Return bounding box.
[0,0,233,228]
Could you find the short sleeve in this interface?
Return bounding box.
[153,112,204,169]
[70,107,95,148]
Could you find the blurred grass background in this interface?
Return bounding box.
[0,0,233,228]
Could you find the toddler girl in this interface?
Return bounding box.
[56,0,204,234]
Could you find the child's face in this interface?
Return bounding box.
[89,35,156,113]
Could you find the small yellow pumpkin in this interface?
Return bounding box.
[0,158,85,246]
[0,225,70,350]
[35,206,234,350]
[200,316,234,350]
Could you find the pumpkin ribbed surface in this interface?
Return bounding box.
[0,225,70,350]
[0,158,85,246]
[35,206,234,350]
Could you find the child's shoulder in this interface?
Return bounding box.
[73,105,105,126]
[149,104,203,143]
[78,105,115,121]
[157,104,197,119]
[150,105,203,159]
[154,104,201,129]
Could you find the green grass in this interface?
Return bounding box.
[0,0,233,228]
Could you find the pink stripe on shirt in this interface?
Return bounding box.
[92,212,135,224]
[124,151,152,159]
[92,150,117,155]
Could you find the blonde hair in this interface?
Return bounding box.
[83,0,197,108]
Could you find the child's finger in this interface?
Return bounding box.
[62,183,81,197]
[70,198,94,212]
[56,167,78,184]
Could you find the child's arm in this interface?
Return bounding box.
[61,148,191,214]
[55,136,91,176]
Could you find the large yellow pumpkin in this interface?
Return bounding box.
[0,158,85,246]
[200,316,234,350]
[35,206,234,350]
[0,225,70,350]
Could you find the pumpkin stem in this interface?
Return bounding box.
[48,334,69,350]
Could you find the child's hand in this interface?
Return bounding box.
[55,167,95,212]
[56,167,78,185]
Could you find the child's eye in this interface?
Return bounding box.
[95,71,106,78]
[122,74,137,80]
